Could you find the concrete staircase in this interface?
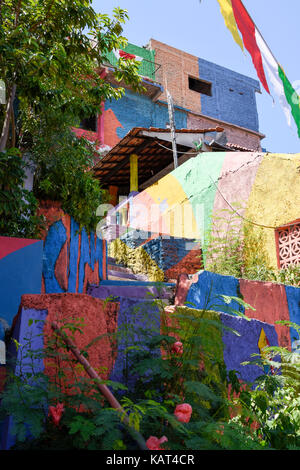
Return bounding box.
[87,257,176,390]
[107,256,149,282]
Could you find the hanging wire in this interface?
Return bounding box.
[208,175,278,230]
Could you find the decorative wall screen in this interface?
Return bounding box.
[276,221,300,268]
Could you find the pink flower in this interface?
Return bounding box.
[146,436,168,450]
[48,403,64,426]
[171,341,183,356]
[174,403,192,423]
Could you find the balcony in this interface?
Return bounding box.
[101,50,163,101]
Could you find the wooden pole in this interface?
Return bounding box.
[166,90,178,169]
[130,153,139,192]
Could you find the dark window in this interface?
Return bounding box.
[79,115,97,132]
[188,76,212,96]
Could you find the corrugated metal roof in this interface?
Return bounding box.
[92,126,224,188]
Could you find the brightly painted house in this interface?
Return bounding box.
[74,39,264,162]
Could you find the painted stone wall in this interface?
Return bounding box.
[101,39,263,151]
[197,57,260,132]
[103,90,187,147]
[169,305,278,385]
[0,236,43,328]
[106,42,157,82]
[39,201,107,294]
[1,292,119,450]
[175,271,300,351]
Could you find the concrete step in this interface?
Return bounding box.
[108,264,136,274]
[108,269,149,282]
[107,256,150,282]
[108,269,137,280]
[87,280,176,301]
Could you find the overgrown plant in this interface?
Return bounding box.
[1,299,299,450]
[28,124,109,232]
[228,320,300,450]
[0,1,144,232]
[205,205,300,287]
[205,206,246,278]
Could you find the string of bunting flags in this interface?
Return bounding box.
[216,0,300,137]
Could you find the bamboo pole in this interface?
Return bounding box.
[51,321,148,450]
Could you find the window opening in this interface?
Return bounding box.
[188,76,212,96]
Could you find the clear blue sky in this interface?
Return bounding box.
[92,0,300,154]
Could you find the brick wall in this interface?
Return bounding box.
[149,38,201,114]
[148,38,263,150]
[187,112,262,151]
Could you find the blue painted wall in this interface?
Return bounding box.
[221,312,278,384]
[42,216,106,294]
[105,89,188,139]
[185,271,244,315]
[198,57,261,132]
[0,240,43,328]
[284,285,300,349]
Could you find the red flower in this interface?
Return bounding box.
[146,436,168,450]
[171,341,183,356]
[48,403,64,426]
[174,403,192,423]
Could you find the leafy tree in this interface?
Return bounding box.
[0,0,143,231]
[0,0,143,151]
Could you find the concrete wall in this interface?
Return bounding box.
[39,201,107,294]
[114,151,300,273]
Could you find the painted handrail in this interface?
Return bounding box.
[51,321,148,450]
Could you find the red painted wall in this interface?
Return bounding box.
[19,293,120,388]
[239,279,292,349]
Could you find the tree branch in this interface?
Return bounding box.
[0,83,16,152]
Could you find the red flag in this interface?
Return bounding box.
[231,0,270,94]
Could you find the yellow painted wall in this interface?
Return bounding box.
[245,153,300,269]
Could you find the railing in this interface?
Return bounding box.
[104,51,161,82]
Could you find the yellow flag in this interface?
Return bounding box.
[217,0,244,51]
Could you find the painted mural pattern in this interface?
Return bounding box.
[174,270,299,351]
[42,214,107,294]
